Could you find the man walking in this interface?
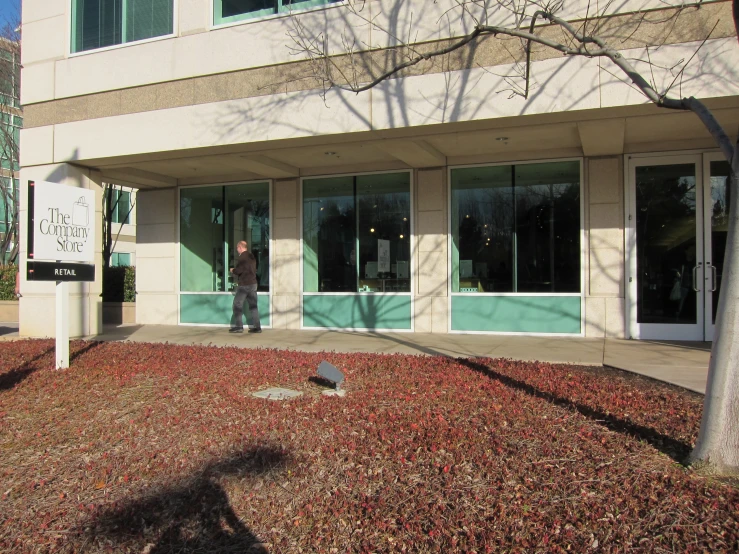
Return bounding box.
[229,240,262,334]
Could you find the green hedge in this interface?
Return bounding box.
[103,266,136,303]
[0,264,16,301]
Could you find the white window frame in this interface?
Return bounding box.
[68,0,179,57]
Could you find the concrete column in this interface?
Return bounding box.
[272,178,300,329]
[135,188,178,324]
[18,163,104,338]
[585,157,626,338]
[415,168,448,333]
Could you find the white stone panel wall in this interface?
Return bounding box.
[585,156,627,338]
[51,88,372,164]
[272,179,301,329]
[414,168,448,333]
[600,38,739,108]
[20,0,728,104]
[136,189,178,325]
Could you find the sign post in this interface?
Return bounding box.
[26,180,96,369]
[56,281,69,369]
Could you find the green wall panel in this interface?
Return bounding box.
[451,296,581,334]
[180,293,270,326]
[303,294,412,329]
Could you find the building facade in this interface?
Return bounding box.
[0,34,20,265]
[18,0,739,340]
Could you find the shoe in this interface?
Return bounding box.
[229,328,243,333]
[248,328,262,334]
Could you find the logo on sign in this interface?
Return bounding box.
[38,197,91,254]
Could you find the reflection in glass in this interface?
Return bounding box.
[180,186,225,292]
[304,177,356,293]
[303,173,411,293]
[635,164,696,324]
[180,183,270,292]
[357,174,411,293]
[225,184,270,292]
[451,161,580,293]
[710,161,730,324]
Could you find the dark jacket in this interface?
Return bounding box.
[232,251,257,286]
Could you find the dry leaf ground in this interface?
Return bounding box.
[0,339,736,553]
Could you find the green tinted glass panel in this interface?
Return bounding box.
[180,186,225,292]
[214,0,341,25]
[451,295,581,333]
[302,294,412,329]
[224,183,270,292]
[180,293,271,326]
[180,183,270,293]
[72,0,173,53]
[126,0,174,42]
[303,177,355,292]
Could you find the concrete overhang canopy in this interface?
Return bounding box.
[239,155,300,178]
[577,119,626,156]
[373,139,447,167]
[100,167,177,188]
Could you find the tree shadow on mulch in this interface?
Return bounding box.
[459,358,694,463]
[0,341,105,392]
[76,445,289,553]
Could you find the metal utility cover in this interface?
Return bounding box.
[251,387,303,401]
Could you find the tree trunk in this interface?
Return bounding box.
[689,137,739,474]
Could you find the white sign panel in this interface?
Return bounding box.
[377,239,390,273]
[33,181,96,263]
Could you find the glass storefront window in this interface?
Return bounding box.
[303,172,411,293]
[180,182,269,293]
[451,161,580,293]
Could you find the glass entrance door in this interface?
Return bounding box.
[704,156,731,340]
[627,155,705,340]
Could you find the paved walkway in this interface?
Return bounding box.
[0,323,710,394]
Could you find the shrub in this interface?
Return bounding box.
[103,266,136,303]
[0,264,17,301]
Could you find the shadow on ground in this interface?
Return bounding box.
[0,323,18,337]
[0,341,105,392]
[460,358,695,463]
[76,445,290,553]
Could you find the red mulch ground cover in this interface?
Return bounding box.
[0,339,737,553]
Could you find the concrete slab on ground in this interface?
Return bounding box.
[604,339,710,394]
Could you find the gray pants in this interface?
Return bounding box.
[231,284,261,330]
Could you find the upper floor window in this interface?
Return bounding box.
[215,0,342,26]
[112,189,132,225]
[71,0,174,54]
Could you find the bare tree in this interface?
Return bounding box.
[289,0,739,474]
[102,184,136,269]
[0,16,20,265]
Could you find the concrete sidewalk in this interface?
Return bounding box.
[1,323,710,394]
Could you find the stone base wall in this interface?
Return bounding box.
[0,300,18,322]
[103,302,136,325]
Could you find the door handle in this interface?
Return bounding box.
[709,264,717,292]
[692,265,701,292]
